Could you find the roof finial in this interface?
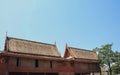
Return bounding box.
[6,32,8,37]
[66,43,68,48]
[54,41,56,45]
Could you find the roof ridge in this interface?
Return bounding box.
[7,36,55,46]
[69,47,94,52]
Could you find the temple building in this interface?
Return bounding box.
[0,36,101,75]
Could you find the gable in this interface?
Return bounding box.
[63,45,75,59]
[64,45,98,60]
[64,49,71,58]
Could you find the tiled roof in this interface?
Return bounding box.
[6,37,61,57]
[69,47,98,60]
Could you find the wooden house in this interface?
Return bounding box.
[0,37,101,75]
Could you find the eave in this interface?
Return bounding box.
[0,52,100,64]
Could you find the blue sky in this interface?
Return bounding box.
[0,0,120,55]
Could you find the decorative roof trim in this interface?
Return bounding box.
[54,42,61,57]
[64,44,76,58]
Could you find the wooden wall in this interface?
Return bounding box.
[0,56,100,75]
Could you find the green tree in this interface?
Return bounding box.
[111,62,120,75]
[93,44,114,75]
[114,51,120,62]
[111,51,120,74]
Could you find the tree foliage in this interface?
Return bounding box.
[111,51,120,74]
[111,62,120,75]
[93,44,114,75]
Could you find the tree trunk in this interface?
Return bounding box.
[108,63,112,75]
[109,67,112,75]
[107,71,109,75]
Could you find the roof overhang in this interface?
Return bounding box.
[0,52,100,63]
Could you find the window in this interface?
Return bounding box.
[50,61,52,68]
[35,59,39,68]
[16,58,20,67]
